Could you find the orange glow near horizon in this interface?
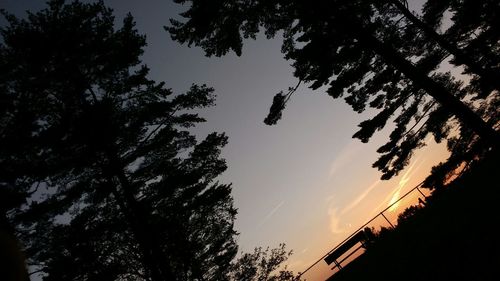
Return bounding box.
[292,139,448,279]
[388,159,421,212]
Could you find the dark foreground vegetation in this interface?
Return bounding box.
[328,149,500,281]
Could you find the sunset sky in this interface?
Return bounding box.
[2,0,451,278]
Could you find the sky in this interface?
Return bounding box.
[2,0,450,278]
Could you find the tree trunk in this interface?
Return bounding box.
[0,212,29,281]
[355,27,500,146]
[388,0,500,91]
[106,151,176,281]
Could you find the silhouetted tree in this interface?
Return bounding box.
[416,0,500,186]
[421,0,500,94]
[229,244,301,281]
[167,0,499,180]
[397,205,423,225]
[1,1,237,280]
[384,0,500,94]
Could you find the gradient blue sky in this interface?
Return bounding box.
[2,0,449,277]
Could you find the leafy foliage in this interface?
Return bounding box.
[264,93,286,126]
[1,1,238,280]
[229,244,300,281]
[168,0,499,181]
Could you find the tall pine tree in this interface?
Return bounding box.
[1,1,237,280]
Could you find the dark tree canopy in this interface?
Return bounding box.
[1,1,238,280]
[168,0,499,181]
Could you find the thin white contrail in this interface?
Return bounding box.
[258,200,285,227]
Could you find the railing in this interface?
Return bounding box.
[297,182,428,280]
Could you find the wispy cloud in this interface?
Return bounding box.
[388,158,423,211]
[328,207,347,234]
[368,158,425,216]
[326,179,381,234]
[258,201,285,227]
[328,140,361,178]
[341,179,381,215]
